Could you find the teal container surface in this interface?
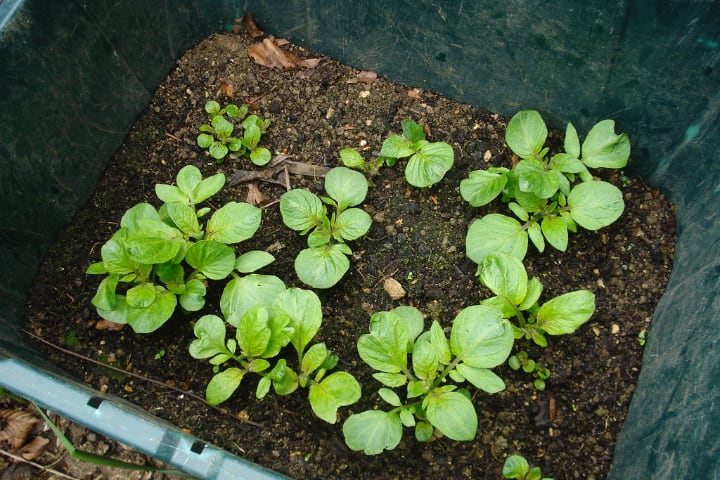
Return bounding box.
[1,1,718,478]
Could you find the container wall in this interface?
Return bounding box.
[1,0,718,478]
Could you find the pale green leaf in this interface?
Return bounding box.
[325,167,368,209]
[220,274,286,327]
[206,368,243,405]
[424,389,477,441]
[466,214,528,264]
[450,305,514,368]
[206,202,261,244]
[235,250,275,273]
[185,240,235,280]
[460,169,507,207]
[343,410,403,455]
[236,305,272,357]
[505,110,547,160]
[479,253,528,305]
[581,119,630,169]
[405,141,454,187]
[380,135,415,158]
[541,215,569,251]
[295,244,350,289]
[126,288,177,333]
[455,363,506,393]
[568,181,624,230]
[536,290,595,335]
[179,278,206,311]
[272,287,323,356]
[335,208,372,241]
[189,314,228,359]
[309,372,361,423]
[280,189,325,231]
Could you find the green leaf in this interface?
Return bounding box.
[527,221,545,253]
[243,123,261,149]
[380,134,415,159]
[429,320,451,364]
[393,306,425,346]
[519,277,544,311]
[235,250,275,273]
[126,288,177,333]
[175,165,203,199]
[166,202,200,236]
[185,240,235,280]
[272,287,323,357]
[358,311,409,373]
[568,181,625,230]
[209,142,229,160]
[206,202,261,244]
[126,283,156,309]
[564,122,581,158]
[197,133,214,149]
[220,274,286,327]
[505,110,548,160]
[372,372,407,387]
[508,202,529,221]
[466,214,528,264]
[343,410,403,455]
[455,363,506,393]
[206,368,243,405]
[402,119,426,142]
[503,454,531,479]
[95,293,129,325]
[280,189,325,232]
[325,167,369,209]
[515,160,559,199]
[460,169,508,207]
[189,315,229,359]
[236,305,272,357]
[415,421,434,442]
[450,305,514,368]
[98,231,137,276]
[309,372,361,423]
[301,343,330,374]
[308,229,331,247]
[193,172,225,204]
[124,219,184,264]
[541,215,569,251]
[378,388,402,407]
[211,115,233,137]
[479,253,528,305]
[405,141,454,187]
[536,290,595,335]
[581,119,630,169]
[550,152,585,174]
[91,275,120,311]
[424,389,477,441]
[339,148,366,169]
[295,244,350,289]
[179,278,206,311]
[335,208,372,241]
[412,339,439,380]
[120,203,162,232]
[250,147,271,166]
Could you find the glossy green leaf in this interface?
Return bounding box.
[466,213,528,264]
[236,305,272,357]
[429,320,452,365]
[193,172,225,204]
[126,283,156,309]
[280,189,325,232]
[209,142,228,160]
[126,288,177,333]
[405,141,454,187]
[250,147,271,166]
[479,253,528,305]
[185,240,235,280]
[179,278,206,311]
[189,315,229,359]
[206,202,261,244]
[343,410,403,455]
[527,221,545,252]
[272,287,323,356]
[519,277,544,311]
[309,372,361,424]
[220,274,286,327]
[450,305,514,368]
[564,122,581,158]
[325,167,368,209]
[502,454,531,478]
[295,244,351,289]
[515,159,559,198]
[392,306,425,345]
[91,275,120,311]
[301,343,330,374]
[536,290,595,335]
[541,215,569,251]
[568,181,625,230]
[196,133,214,149]
[460,169,508,207]
[455,363,506,393]
[120,203,162,232]
[99,231,136,275]
[335,208,372,241]
[505,110,547,160]
[581,119,630,169]
[206,368,243,405]
[380,134,415,158]
[235,250,275,273]
[165,202,200,236]
[358,312,409,373]
[412,339,439,380]
[424,388,477,441]
[339,148,366,169]
[378,388,402,407]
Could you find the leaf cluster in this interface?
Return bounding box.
[189,287,361,423]
[478,253,595,347]
[279,167,372,288]
[87,165,265,333]
[342,305,514,454]
[508,351,551,391]
[339,147,396,178]
[463,110,630,262]
[379,119,454,187]
[197,100,272,165]
[503,454,554,480]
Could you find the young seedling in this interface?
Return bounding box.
[379,119,454,187]
[189,287,361,423]
[462,110,629,263]
[280,166,372,288]
[502,454,554,480]
[508,351,551,391]
[342,305,514,454]
[339,147,396,178]
[478,253,595,347]
[197,100,271,165]
[87,165,265,333]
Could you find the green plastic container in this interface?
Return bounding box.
[1,1,718,478]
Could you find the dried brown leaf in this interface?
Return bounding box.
[95,319,125,331]
[248,37,320,71]
[245,183,267,206]
[19,435,49,460]
[347,70,378,85]
[0,409,38,450]
[220,81,234,98]
[241,12,264,38]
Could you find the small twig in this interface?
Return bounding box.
[0,447,80,480]
[164,132,182,142]
[23,330,263,428]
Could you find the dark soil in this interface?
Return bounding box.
[22,31,675,480]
